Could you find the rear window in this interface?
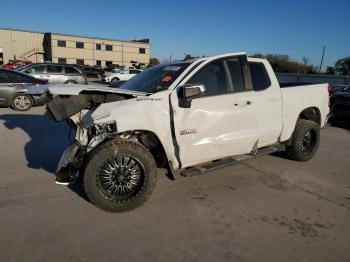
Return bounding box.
[47,65,63,74]
[65,66,80,74]
[249,62,271,91]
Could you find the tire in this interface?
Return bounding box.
[84,139,158,212]
[111,77,120,83]
[285,119,320,161]
[11,94,33,111]
[65,80,77,84]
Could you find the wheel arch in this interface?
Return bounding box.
[298,106,321,126]
[283,106,321,145]
[108,129,175,180]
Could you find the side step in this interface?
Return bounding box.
[180,145,285,177]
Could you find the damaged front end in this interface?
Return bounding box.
[27,85,149,181]
[56,109,119,181]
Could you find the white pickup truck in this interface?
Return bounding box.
[28,52,330,212]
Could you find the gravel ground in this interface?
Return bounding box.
[0,106,350,262]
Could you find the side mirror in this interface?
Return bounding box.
[178,84,205,108]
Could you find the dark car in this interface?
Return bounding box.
[331,86,350,126]
[0,68,48,111]
[18,63,88,85]
[80,66,104,79]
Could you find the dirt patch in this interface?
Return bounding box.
[258,215,326,237]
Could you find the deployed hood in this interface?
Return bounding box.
[27,84,150,96]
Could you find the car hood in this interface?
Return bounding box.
[26,84,150,96]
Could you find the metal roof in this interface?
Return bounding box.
[0,27,149,44]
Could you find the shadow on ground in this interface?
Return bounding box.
[0,113,70,174]
[0,112,87,199]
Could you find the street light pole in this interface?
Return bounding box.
[319,45,326,73]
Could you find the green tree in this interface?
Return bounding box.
[335,56,350,75]
[250,54,317,74]
[149,58,160,65]
[325,66,335,75]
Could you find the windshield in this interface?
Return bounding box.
[121,62,191,93]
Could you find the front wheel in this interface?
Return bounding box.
[84,139,158,212]
[11,94,33,111]
[111,77,120,83]
[285,119,320,161]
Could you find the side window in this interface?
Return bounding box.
[187,60,230,96]
[47,65,63,74]
[25,65,45,74]
[249,62,271,91]
[65,67,80,74]
[225,58,245,92]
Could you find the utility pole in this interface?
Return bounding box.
[319,45,326,73]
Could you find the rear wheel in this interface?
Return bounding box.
[84,139,158,212]
[65,80,77,84]
[285,119,320,161]
[11,94,33,111]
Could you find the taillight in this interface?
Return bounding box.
[33,82,45,86]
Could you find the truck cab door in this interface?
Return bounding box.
[248,61,283,147]
[171,55,259,168]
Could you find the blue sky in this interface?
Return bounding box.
[0,0,349,67]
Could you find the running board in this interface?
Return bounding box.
[180,145,285,177]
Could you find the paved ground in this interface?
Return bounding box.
[0,107,350,262]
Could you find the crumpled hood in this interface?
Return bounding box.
[26,84,150,97]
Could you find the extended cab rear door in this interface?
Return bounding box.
[171,55,259,168]
[248,59,283,146]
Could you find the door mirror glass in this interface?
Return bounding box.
[177,84,205,108]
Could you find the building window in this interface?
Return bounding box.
[76,59,84,65]
[106,61,113,66]
[96,60,101,66]
[57,40,66,47]
[139,48,146,54]
[96,44,101,50]
[106,45,113,51]
[58,58,67,63]
[76,42,84,49]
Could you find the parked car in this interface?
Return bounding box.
[2,60,32,69]
[18,63,88,84]
[0,68,48,111]
[102,68,142,83]
[28,52,330,212]
[74,65,104,79]
[331,86,350,125]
